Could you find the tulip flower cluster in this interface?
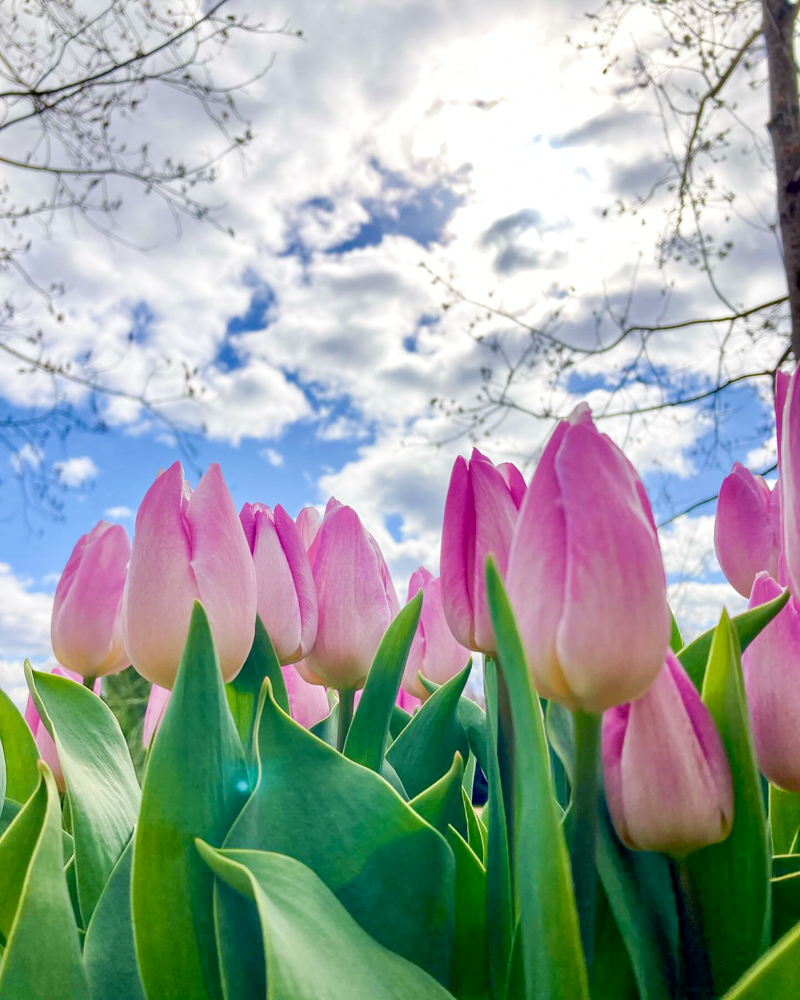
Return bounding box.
[3,376,800,1000]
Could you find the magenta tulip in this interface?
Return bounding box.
[506,403,669,712]
[603,652,734,855]
[122,462,257,689]
[402,567,470,700]
[304,499,399,690]
[296,506,322,549]
[498,461,526,508]
[776,370,790,467]
[440,449,522,654]
[51,521,130,679]
[240,502,318,665]
[742,572,800,791]
[714,464,780,598]
[25,667,101,791]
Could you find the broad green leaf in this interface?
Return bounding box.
[386,661,471,805]
[344,592,422,773]
[446,826,490,1000]
[223,680,456,988]
[771,872,800,943]
[0,736,5,812]
[0,764,88,996]
[25,664,140,925]
[669,610,684,654]
[419,675,488,776]
[685,611,771,995]
[485,559,589,1000]
[310,704,338,746]
[410,752,465,835]
[722,920,800,998]
[0,799,20,840]
[679,590,789,691]
[198,843,455,999]
[133,602,249,1000]
[770,786,800,855]
[83,838,145,1000]
[484,659,514,1000]
[226,616,287,768]
[592,879,639,1000]
[0,687,38,803]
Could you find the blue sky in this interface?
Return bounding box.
[0,0,782,702]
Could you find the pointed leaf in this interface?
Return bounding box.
[669,610,684,654]
[83,838,145,1000]
[722,920,800,998]
[25,664,140,924]
[226,616,287,764]
[685,611,771,994]
[446,826,490,1000]
[198,843,455,999]
[770,786,800,855]
[771,871,800,943]
[132,602,249,1000]
[410,752,465,835]
[0,687,38,803]
[679,589,790,690]
[0,765,88,996]
[485,559,589,1000]
[344,591,422,773]
[223,680,456,987]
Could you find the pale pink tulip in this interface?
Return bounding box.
[122,462,256,689]
[51,521,130,678]
[715,464,780,598]
[402,567,470,700]
[296,506,322,550]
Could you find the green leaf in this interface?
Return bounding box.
[770,786,800,855]
[484,659,513,1000]
[773,854,800,879]
[446,826,490,1000]
[344,591,422,773]
[463,787,486,862]
[132,601,249,1000]
[685,610,771,995]
[485,558,589,1000]
[669,610,684,655]
[225,616,287,767]
[679,590,790,691]
[25,663,141,925]
[0,764,88,996]
[721,920,800,998]
[771,872,800,943]
[83,838,145,1000]
[310,704,338,747]
[418,676,488,775]
[198,843,455,999]
[223,679,456,988]
[410,752,465,836]
[0,687,38,804]
[0,799,20,839]
[386,662,471,805]
[591,879,639,1000]
[0,736,6,813]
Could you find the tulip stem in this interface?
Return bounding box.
[673,859,714,1000]
[337,688,356,753]
[83,675,96,691]
[570,709,602,974]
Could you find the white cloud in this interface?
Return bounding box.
[54,456,99,488]
[10,444,43,475]
[668,580,747,644]
[0,563,55,708]
[104,506,135,519]
[261,448,284,467]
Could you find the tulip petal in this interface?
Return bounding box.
[143,684,171,749]
[554,424,669,711]
[440,457,475,649]
[497,462,526,509]
[275,505,319,662]
[715,464,777,597]
[782,369,800,598]
[281,665,330,729]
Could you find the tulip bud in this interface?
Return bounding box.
[603,652,734,856]
[402,567,470,700]
[714,464,780,598]
[304,500,399,690]
[122,462,257,689]
[440,449,522,654]
[296,506,322,550]
[741,572,800,791]
[25,667,101,791]
[240,502,318,665]
[506,404,669,712]
[51,521,131,679]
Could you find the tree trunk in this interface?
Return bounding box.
[763,0,800,359]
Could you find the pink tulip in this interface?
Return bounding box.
[296,506,322,549]
[304,499,399,690]
[714,464,780,598]
[402,567,470,700]
[742,572,800,791]
[780,369,800,600]
[355,685,421,714]
[142,683,170,749]
[603,652,734,855]
[122,462,257,689]
[506,403,669,712]
[281,665,330,729]
[25,666,101,791]
[240,502,318,665]
[776,370,790,467]
[51,521,131,679]
[440,449,522,654]
[498,462,526,508]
